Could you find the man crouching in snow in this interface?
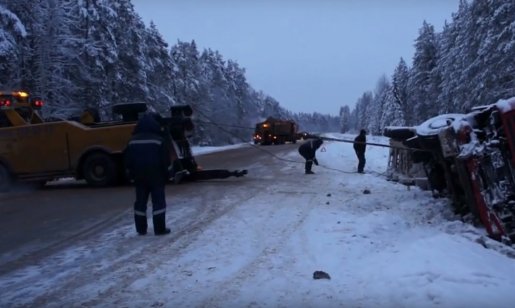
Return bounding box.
[298,138,323,174]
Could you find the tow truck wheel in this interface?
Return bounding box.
[82,153,117,187]
[0,164,12,192]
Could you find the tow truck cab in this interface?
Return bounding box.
[0,91,44,127]
[0,91,142,191]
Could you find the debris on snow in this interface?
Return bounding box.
[313,270,331,280]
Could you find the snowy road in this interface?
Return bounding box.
[1,134,515,307]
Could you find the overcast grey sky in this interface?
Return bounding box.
[132,0,459,115]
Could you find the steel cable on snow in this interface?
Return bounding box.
[188,105,307,165]
[187,105,390,175]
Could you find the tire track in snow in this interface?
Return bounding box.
[57,185,258,307]
[197,177,333,307]
[1,181,259,307]
[0,207,130,276]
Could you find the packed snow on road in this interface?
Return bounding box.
[1,133,515,307]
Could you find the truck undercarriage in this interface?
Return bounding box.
[384,98,515,243]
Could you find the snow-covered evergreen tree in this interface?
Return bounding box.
[32,0,81,117]
[170,40,203,110]
[436,19,460,114]
[0,0,36,91]
[109,0,148,108]
[446,0,473,112]
[354,92,373,132]
[378,78,403,130]
[468,0,515,106]
[339,105,351,133]
[390,58,410,125]
[0,0,346,144]
[369,75,391,135]
[409,21,439,124]
[143,22,174,111]
[0,4,26,88]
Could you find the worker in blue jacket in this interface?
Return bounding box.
[298,138,324,174]
[125,113,172,236]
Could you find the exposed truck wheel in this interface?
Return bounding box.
[82,153,118,187]
[0,164,13,192]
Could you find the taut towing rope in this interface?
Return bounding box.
[319,136,430,152]
[317,136,431,176]
[186,106,422,175]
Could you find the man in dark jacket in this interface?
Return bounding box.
[353,129,367,173]
[125,113,172,236]
[298,138,324,174]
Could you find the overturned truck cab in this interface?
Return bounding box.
[384,98,515,243]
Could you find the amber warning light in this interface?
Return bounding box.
[15,91,29,98]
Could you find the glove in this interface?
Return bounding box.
[313,158,319,165]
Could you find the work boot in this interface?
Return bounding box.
[155,228,171,236]
[174,170,189,184]
[153,212,169,235]
[134,215,148,235]
[305,161,313,174]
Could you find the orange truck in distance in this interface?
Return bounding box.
[253,117,298,145]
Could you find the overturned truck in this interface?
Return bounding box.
[384,98,515,243]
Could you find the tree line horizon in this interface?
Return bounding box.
[1,0,513,144]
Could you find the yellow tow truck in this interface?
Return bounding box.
[0,90,248,192]
[0,91,144,191]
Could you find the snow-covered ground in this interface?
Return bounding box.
[2,133,515,307]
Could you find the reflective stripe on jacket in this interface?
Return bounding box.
[124,114,171,185]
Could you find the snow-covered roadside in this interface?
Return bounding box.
[1,133,515,307]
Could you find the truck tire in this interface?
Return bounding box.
[0,164,12,192]
[82,153,117,187]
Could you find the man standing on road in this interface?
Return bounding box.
[298,138,324,174]
[353,129,367,173]
[125,113,172,236]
